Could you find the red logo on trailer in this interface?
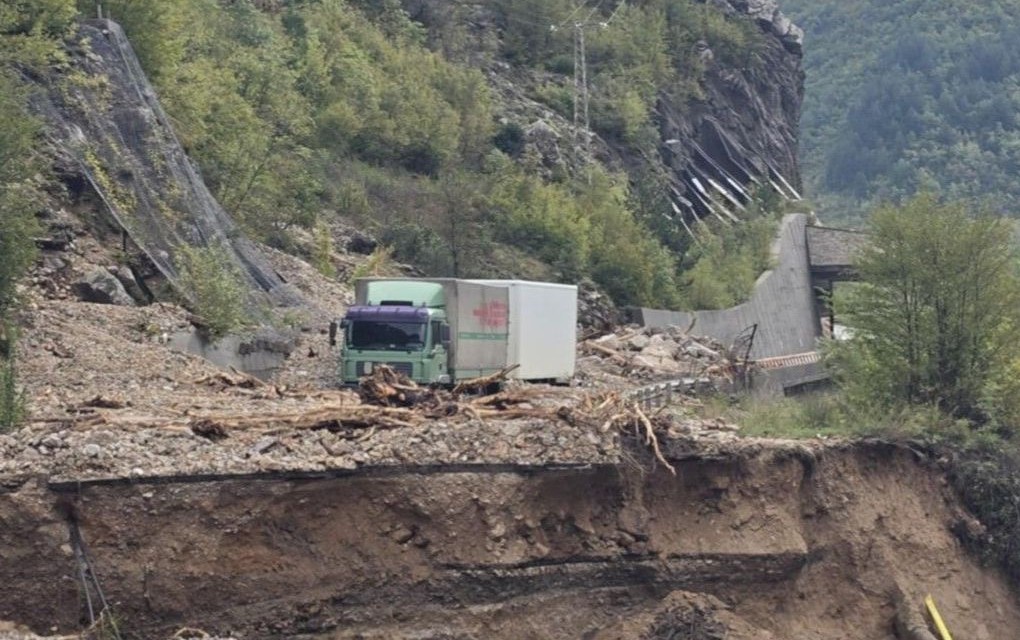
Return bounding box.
[472,301,508,328]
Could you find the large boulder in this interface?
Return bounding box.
[577,279,620,331]
[72,267,136,306]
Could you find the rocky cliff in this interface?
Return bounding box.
[31,19,301,310]
[409,0,804,231]
[665,0,804,211]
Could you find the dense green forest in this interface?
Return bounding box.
[1,0,781,312]
[782,0,1020,223]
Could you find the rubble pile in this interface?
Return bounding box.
[576,325,740,387]
[8,197,746,486]
[2,365,612,480]
[0,357,753,482]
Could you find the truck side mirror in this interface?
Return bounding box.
[440,324,451,347]
[329,319,349,347]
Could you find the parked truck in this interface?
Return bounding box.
[331,278,577,386]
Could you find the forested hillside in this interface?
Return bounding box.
[2,0,804,311]
[782,0,1020,223]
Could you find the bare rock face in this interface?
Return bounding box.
[659,1,805,221]
[72,267,136,306]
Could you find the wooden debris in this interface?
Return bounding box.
[358,365,436,408]
[191,419,229,441]
[451,364,521,395]
[579,340,629,364]
[634,403,676,475]
[193,369,264,390]
[81,395,127,409]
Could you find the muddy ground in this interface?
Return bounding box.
[1,441,1017,639]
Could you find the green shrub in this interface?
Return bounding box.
[380,223,452,276]
[493,123,526,158]
[310,219,336,278]
[831,194,1020,418]
[0,323,24,432]
[489,171,590,278]
[679,214,777,310]
[350,245,399,281]
[948,445,1020,587]
[0,357,24,433]
[174,244,248,338]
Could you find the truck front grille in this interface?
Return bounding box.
[383,362,413,377]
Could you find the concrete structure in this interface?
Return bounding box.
[629,214,864,395]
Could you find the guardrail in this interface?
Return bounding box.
[755,351,822,370]
[628,377,713,410]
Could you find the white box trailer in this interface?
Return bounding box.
[342,278,576,384]
[468,280,577,380]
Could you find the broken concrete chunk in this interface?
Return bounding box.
[627,334,651,350]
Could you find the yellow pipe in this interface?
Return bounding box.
[924,594,954,640]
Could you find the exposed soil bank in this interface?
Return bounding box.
[1,442,1018,639]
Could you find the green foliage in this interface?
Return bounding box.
[81,0,185,80]
[827,194,1020,419]
[489,170,591,278]
[310,219,336,278]
[703,389,957,441]
[662,0,763,69]
[782,0,1020,223]
[493,0,573,65]
[0,72,42,316]
[0,325,25,433]
[705,393,853,439]
[175,244,248,337]
[495,0,763,144]
[949,446,1020,587]
[493,123,525,158]
[581,169,682,307]
[58,0,770,309]
[678,211,777,310]
[350,245,398,281]
[1,0,76,65]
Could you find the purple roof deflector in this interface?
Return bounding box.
[345,305,429,322]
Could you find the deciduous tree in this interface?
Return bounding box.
[830,194,1020,419]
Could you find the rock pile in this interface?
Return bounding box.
[576,325,739,386]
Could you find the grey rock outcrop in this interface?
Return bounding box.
[72,267,136,306]
[658,2,804,224]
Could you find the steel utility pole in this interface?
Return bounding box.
[558,2,625,183]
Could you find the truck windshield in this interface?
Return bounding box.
[348,321,427,351]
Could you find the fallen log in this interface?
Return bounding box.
[452,364,521,395]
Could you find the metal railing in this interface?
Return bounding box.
[628,377,712,410]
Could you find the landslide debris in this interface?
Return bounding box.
[576,324,741,387]
[11,218,746,484]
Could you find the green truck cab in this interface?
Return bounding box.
[332,278,577,386]
[337,281,452,384]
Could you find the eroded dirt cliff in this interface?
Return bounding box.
[1,442,1016,639]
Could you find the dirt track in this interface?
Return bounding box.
[2,441,1016,639]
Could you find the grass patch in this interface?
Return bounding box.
[702,391,958,441]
